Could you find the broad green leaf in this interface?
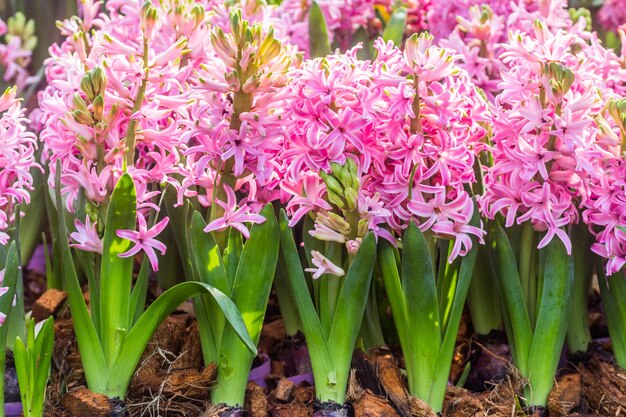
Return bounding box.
[567,223,594,354]
[598,266,626,369]
[107,281,254,398]
[19,166,46,264]
[213,205,279,406]
[308,1,331,58]
[190,212,230,295]
[224,228,243,291]
[54,164,108,393]
[278,210,337,402]
[328,232,376,403]
[401,222,440,399]
[229,204,279,344]
[274,258,302,336]
[378,240,409,357]
[0,243,20,415]
[33,318,54,417]
[319,241,342,337]
[100,173,136,363]
[129,257,151,324]
[488,221,532,375]
[189,211,230,360]
[527,239,574,406]
[431,211,480,411]
[526,238,573,406]
[14,337,30,415]
[75,247,100,337]
[382,7,407,46]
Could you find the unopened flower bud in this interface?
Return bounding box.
[80,74,96,101]
[90,67,107,96]
[326,189,345,209]
[92,94,104,122]
[140,1,158,39]
[73,109,94,125]
[73,93,89,113]
[344,187,358,210]
[190,4,205,29]
[320,171,344,195]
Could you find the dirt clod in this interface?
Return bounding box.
[246,381,269,417]
[548,373,582,416]
[60,386,114,417]
[271,403,310,417]
[275,378,296,402]
[353,391,400,417]
[580,358,626,416]
[32,289,67,321]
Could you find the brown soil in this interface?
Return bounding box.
[26,290,626,417]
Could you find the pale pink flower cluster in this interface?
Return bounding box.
[280,34,489,266]
[174,7,298,238]
[440,0,574,100]
[39,0,302,268]
[39,0,208,267]
[0,14,36,91]
[479,21,606,255]
[598,0,626,32]
[0,87,37,246]
[580,43,626,275]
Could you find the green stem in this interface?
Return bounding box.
[519,222,534,325]
[360,279,386,349]
[124,39,149,168]
[566,224,594,354]
[597,266,626,369]
[319,242,343,336]
[467,245,502,335]
[275,258,302,336]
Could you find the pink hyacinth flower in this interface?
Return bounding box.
[70,217,103,254]
[305,250,345,279]
[117,214,169,272]
[203,185,266,239]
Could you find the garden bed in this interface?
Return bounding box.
[17,284,625,417]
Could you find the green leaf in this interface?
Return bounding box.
[526,238,573,406]
[598,266,626,369]
[14,337,30,415]
[0,243,20,414]
[308,1,331,58]
[33,317,54,417]
[100,173,136,363]
[190,212,230,295]
[54,163,108,394]
[382,7,407,46]
[400,222,440,400]
[212,205,279,406]
[129,257,151,324]
[488,221,532,376]
[224,228,243,292]
[189,211,230,362]
[378,240,409,357]
[431,215,480,410]
[328,232,376,403]
[278,210,337,402]
[19,166,46,264]
[107,281,254,398]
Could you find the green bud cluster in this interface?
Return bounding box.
[6,12,37,51]
[74,67,108,125]
[542,61,575,100]
[320,159,360,210]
